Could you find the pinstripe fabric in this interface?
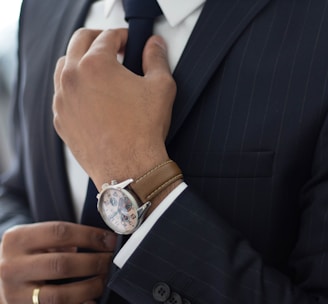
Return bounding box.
[2,0,328,303]
[0,0,93,223]
[109,0,328,302]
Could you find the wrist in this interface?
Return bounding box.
[93,148,169,191]
[96,160,183,234]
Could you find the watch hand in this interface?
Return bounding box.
[109,211,119,220]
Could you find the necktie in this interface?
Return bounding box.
[123,0,163,75]
[80,179,108,228]
[81,0,163,227]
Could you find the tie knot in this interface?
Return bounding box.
[123,0,163,21]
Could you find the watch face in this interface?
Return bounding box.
[98,187,139,234]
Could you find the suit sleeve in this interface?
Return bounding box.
[0,24,33,238]
[0,146,33,238]
[0,189,33,238]
[0,94,33,238]
[106,115,328,303]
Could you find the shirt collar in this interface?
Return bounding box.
[104,0,206,27]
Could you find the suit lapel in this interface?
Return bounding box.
[26,0,92,220]
[167,0,272,143]
[51,0,93,56]
[46,0,93,218]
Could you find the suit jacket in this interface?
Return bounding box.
[1,0,328,302]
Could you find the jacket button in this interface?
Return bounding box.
[164,292,183,304]
[153,282,171,302]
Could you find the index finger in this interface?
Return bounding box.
[83,28,128,60]
[66,28,102,62]
[2,222,116,254]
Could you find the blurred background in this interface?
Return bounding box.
[0,0,22,173]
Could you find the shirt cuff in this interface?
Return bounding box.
[113,182,188,269]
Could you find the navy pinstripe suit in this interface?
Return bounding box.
[1,0,328,302]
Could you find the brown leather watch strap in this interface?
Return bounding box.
[129,160,183,203]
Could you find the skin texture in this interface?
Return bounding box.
[0,222,116,303]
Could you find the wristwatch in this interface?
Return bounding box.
[97,160,183,234]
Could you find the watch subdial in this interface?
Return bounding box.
[99,188,139,234]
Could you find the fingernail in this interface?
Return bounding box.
[153,36,167,50]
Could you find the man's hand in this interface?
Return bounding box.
[53,28,176,190]
[0,222,116,304]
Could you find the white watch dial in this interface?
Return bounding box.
[98,187,139,234]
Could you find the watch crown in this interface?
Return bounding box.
[111,180,118,185]
[101,183,110,190]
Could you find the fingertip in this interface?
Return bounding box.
[143,35,170,76]
[149,35,167,52]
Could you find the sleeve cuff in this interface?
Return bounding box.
[113,182,188,269]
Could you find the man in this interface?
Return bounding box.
[1,0,328,303]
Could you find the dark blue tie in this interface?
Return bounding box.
[123,0,163,75]
[80,179,108,228]
[81,0,163,227]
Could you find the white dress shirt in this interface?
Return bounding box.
[65,0,205,267]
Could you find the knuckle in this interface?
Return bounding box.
[60,66,77,90]
[49,255,70,276]
[0,259,15,282]
[2,225,25,248]
[51,222,72,242]
[79,53,103,75]
[1,230,13,248]
[78,54,95,70]
[55,56,65,71]
[2,224,22,239]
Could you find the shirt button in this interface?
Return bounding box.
[153,282,171,302]
[164,292,183,304]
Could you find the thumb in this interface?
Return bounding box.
[142,35,171,77]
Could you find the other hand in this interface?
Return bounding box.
[0,222,116,304]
